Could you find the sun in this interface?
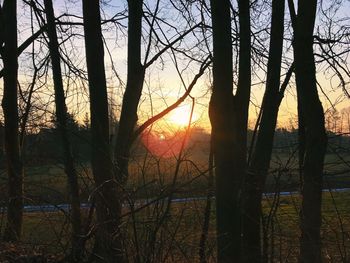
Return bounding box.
[167,104,199,127]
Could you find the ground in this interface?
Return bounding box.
[0,242,63,262]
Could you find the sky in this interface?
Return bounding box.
[1,0,350,133]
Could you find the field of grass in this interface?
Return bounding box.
[0,191,348,262]
[0,151,347,204]
[261,191,350,262]
[0,147,349,261]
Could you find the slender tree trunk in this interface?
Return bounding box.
[114,0,144,183]
[43,0,82,260]
[1,0,23,242]
[288,0,307,196]
[209,0,250,262]
[293,1,327,262]
[82,1,124,262]
[242,1,285,262]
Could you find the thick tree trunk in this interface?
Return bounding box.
[1,0,23,242]
[82,0,124,262]
[209,0,250,262]
[293,1,327,262]
[242,0,285,262]
[114,0,144,183]
[43,0,82,260]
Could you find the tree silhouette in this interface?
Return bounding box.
[290,0,328,261]
[209,0,251,261]
[1,0,24,242]
[82,0,123,261]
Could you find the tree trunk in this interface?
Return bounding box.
[293,0,327,262]
[242,0,285,262]
[43,0,82,260]
[82,0,124,261]
[209,0,251,262]
[1,0,23,242]
[114,0,144,183]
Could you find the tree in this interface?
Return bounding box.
[209,0,251,261]
[1,0,24,242]
[82,0,124,261]
[113,0,203,183]
[289,0,328,261]
[43,0,83,260]
[242,0,289,261]
[114,0,144,184]
[83,0,205,259]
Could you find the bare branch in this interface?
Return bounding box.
[132,56,211,142]
[144,22,202,68]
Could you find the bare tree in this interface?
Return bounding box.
[82,0,123,261]
[43,0,83,260]
[289,0,328,262]
[209,0,251,261]
[114,0,203,183]
[114,0,144,185]
[242,0,289,262]
[1,0,24,242]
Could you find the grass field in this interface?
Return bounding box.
[0,151,348,205]
[0,149,349,261]
[0,191,348,262]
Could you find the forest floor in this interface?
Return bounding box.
[0,241,63,262]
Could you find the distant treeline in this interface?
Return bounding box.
[0,117,348,167]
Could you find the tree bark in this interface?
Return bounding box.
[82,0,124,261]
[293,1,327,262]
[209,0,251,261]
[43,0,83,260]
[1,0,23,242]
[242,0,285,262]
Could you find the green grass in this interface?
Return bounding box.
[261,191,350,262]
[0,151,349,205]
[2,191,347,262]
[1,149,350,260]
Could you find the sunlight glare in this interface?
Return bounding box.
[167,104,198,127]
